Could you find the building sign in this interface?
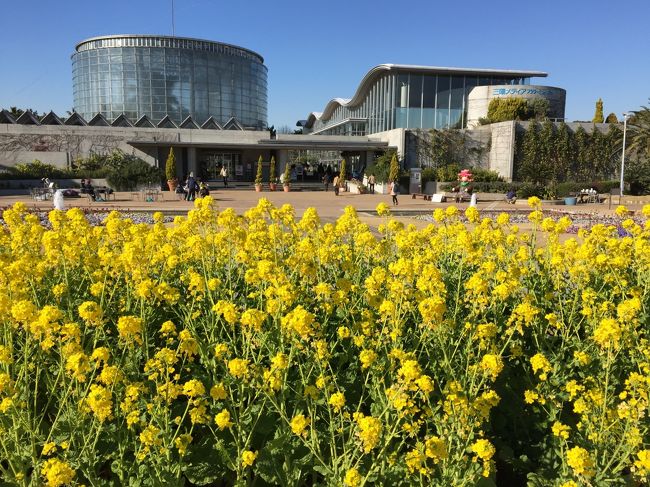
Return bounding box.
[492,88,555,97]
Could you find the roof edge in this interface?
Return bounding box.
[75,34,265,63]
[310,64,548,126]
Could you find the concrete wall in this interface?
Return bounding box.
[0,124,161,167]
[368,128,406,161]
[487,121,517,181]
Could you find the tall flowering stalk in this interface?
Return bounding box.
[0,200,648,485]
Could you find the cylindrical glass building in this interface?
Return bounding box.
[72,35,267,129]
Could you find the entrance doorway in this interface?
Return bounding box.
[200,152,241,181]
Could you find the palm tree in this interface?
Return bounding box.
[627,103,650,160]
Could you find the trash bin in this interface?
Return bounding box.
[564,197,577,206]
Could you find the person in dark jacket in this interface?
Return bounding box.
[185,172,197,201]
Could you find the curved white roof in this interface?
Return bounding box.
[306,64,547,127]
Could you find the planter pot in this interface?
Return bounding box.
[269,183,277,192]
[255,184,263,192]
[564,197,577,206]
[167,179,178,192]
[283,185,290,193]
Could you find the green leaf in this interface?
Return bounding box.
[183,436,231,486]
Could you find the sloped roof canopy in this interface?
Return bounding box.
[305,63,548,127]
[157,115,178,129]
[179,116,199,129]
[134,115,155,128]
[112,114,133,127]
[16,111,40,125]
[201,116,222,130]
[223,117,244,131]
[0,110,17,124]
[64,112,88,126]
[88,113,110,126]
[40,111,64,125]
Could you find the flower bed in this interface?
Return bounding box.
[0,198,649,486]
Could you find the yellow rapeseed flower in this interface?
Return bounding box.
[215,409,233,430]
[566,446,594,478]
[241,450,258,467]
[344,468,362,487]
[41,458,75,487]
[290,414,310,436]
[329,392,346,412]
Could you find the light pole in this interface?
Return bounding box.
[620,112,631,196]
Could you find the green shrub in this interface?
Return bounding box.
[366,150,398,183]
[435,163,461,182]
[471,167,504,182]
[439,181,517,193]
[106,158,161,191]
[516,182,545,199]
[10,160,68,179]
[487,98,531,123]
[555,180,619,197]
[421,168,436,187]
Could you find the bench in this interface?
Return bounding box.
[411,193,432,201]
[446,192,472,203]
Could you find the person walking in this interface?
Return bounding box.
[390,180,399,206]
[322,173,331,192]
[367,174,375,194]
[333,174,340,196]
[220,165,229,188]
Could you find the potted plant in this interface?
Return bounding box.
[165,147,178,191]
[269,156,277,191]
[283,162,291,192]
[255,155,263,192]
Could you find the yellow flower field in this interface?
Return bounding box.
[0,197,649,486]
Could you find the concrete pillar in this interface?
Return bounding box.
[187,147,197,178]
[277,149,289,175]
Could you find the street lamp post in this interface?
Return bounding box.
[620,112,631,196]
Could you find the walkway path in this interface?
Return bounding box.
[0,190,646,233]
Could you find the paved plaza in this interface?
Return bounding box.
[1,188,647,234]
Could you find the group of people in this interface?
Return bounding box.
[79,178,97,201]
[176,172,210,201]
[321,172,399,204]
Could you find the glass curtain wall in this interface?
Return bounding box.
[72,37,268,128]
[312,72,531,134]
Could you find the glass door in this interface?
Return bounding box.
[200,152,241,180]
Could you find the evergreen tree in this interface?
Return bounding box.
[389,154,399,182]
[554,122,572,182]
[255,155,263,185]
[538,120,555,183]
[592,98,604,123]
[165,147,177,181]
[588,127,607,179]
[605,113,619,124]
[573,126,590,181]
[339,159,347,182]
[519,122,540,182]
[269,156,277,184]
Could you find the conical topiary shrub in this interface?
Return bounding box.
[255,155,263,191]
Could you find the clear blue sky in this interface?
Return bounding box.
[1,0,648,128]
